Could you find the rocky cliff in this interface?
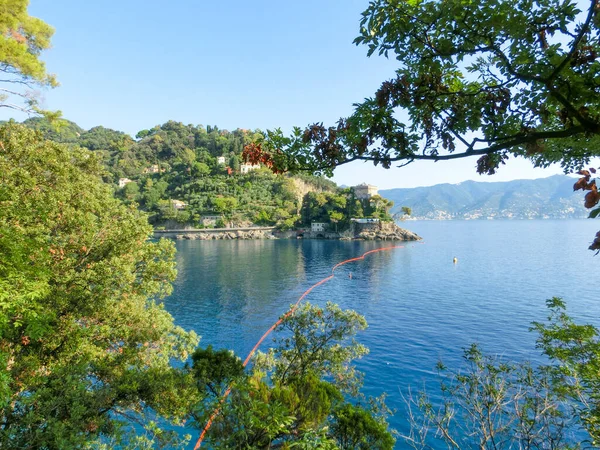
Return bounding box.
[290,178,332,210]
[352,221,421,241]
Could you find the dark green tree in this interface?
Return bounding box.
[0,124,199,448]
[229,154,240,172]
[191,345,245,397]
[193,302,394,449]
[21,117,83,143]
[332,403,395,450]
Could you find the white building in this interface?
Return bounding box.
[217,156,226,165]
[118,178,133,188]
[240,163,260,174]
[353,183,378,200]
[143,164,160,174]
[201,215,221,226]
[172,200,187,210]
[311,222,327,232]
[350,218,380,224]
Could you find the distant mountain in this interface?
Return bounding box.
[381,175,587,220]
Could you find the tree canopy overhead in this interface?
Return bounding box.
[260,0,600,177]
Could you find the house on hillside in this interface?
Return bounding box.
[353,183,378,199]
[201,215,221,226]
[217,156,226,165]
[240,163,260,174]
[171,200,187,210]
[118,178,133,188]
[350,218,380,224]
[143,164,160,174]
[311,222,327,232]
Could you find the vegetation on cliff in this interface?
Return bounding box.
[0,124,199,448]
[19,117,396,231]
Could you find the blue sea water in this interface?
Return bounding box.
[163,219,600,448]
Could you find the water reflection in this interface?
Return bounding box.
[162,222,600,448]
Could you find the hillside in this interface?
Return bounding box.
[382,175,586,220]
[19,119,400,231]
[19,118,343,228]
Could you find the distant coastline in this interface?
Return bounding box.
[382,174,587,220]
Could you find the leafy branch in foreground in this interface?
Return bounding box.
[191,302,395,449]
[0,124,199,448]
[0,0,59,116]
[260,0,600,177]
[251,0,600,251]
[533,297,600,446]
[403,298,600,449]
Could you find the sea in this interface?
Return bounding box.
[163,219,600,448]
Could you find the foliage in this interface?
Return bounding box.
[212,196,238,217]
[21,117,83,143]
[403,298,600,449]
[0,124,199,448]
[193,302,394,449]
[191,345,245,397]
[533,298,600,445]
[368,195,394,220]
[268,302,368,391]
[20,118,343,229]
[332,403,396,450]
[571,167,600,251]
[261,0,600,177]
[302,191,348,228]
[79,126,135,152]
[0,0,58,115]
[402,344,577,449]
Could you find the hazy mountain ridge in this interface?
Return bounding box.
[382,175,587,220]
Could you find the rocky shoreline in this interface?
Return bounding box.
[353,222,421,241]
[157,222,421,242]
[175,229,276,240]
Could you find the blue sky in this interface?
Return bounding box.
[5,0,566,188]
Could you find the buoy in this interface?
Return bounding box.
[453,257,458,264]
[348,272,352,279]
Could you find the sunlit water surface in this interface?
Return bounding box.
[163,220,600,448]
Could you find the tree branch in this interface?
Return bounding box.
[298,125,586,173]
[548,0,597,82]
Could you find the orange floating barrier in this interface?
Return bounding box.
[193,244,405,449]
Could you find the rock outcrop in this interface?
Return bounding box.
[351,221,420,241]
[290,178,332,210]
